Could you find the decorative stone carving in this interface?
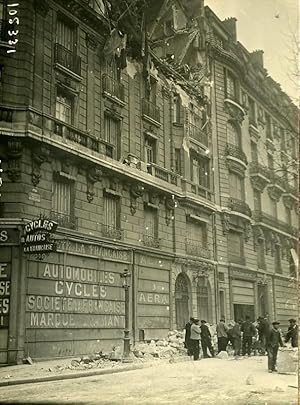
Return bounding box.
[267,185,283,202]
[130,183,144,215]
[244,221,252,242]
[31,145,50,187]
[253,225,265,251]
[61,159,72,174]
[226,158,246,177]
[257,273,268,285]
[86,167,102,203]
[86,33,99,51]
[250,176,269,193]
[6,139,23,182]
[34,0,49,17]
[224,100,245,124]
[282,194,297,210]
[221,212,230,235]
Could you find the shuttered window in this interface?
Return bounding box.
[104,116,120,159]
[251,141,258,162]
[190,155,210,188]
[187,220,207,247]
[144,137,156,164]
[229,172,244,200]
[144,206,158,238]
[56,18,75,51]
[56,90,72,123]
[228,231,244,263]
[52,176,73,216]
[104,195,119,229]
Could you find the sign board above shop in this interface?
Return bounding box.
[21,217,58,259]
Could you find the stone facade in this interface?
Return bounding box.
[0,0,297,363]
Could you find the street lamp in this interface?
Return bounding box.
[120,269,132,362]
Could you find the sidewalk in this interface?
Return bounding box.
[0,355,190,387]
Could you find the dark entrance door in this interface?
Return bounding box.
[197,278,209,322]
[175,273,190,330]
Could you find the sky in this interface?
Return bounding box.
[205,0,299,102]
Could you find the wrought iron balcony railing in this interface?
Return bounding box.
[225,143,248,165]
[49,211,77,230]
[101,224,123,240]
[142,234,160,248]
[253,210,298,236]
[228,198,252,217]
[54,120,99,152]
[142,99,160,123]
[188,123,208,146]
[181,179,212,201]
[102,74,125,102]
[147,163,179,186]
[185,238,211,259]
[54,43,81,76]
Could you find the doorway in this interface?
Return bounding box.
[175,273,190,330]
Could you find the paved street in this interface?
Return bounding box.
[0,357,297,405]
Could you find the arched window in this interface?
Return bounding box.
[175,273,190,330]
[227,121,241,148]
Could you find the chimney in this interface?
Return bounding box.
[251,50,264,68]
[222,17,237,42]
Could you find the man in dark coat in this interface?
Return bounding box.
[230,320,242,357]
[257,316,270,355]
[241,316,256,356]
[267,321,284,372]
[184,317,194,356]
[200,320,215,358]
[285,318,298,347]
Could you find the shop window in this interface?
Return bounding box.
[228,231,244,264]
[104,115,121,159]
[253,190,262,212]
[229,172,244,200]
[55,88,73,124]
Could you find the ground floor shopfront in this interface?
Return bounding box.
[0,221,297,364]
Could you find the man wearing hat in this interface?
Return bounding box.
[184,317,195,356]
[266,321,284,373]
[200,320,215,358]
[285,318,298,347]
[190,319,201,360]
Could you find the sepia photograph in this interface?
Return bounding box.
[0,0,298,404]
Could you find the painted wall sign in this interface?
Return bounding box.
[0,263,11,328]
[0,229,19,244]
[22,217,58,256]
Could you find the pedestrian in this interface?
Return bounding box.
[267,321,284,373]
[184,317,194,356]
[230,320,242,357]
[200,320,215,358]
[190,319,201,360]
[241,316,256,356]
[216,318,228,353]
[257,316,271,355]
[285,318,298,347]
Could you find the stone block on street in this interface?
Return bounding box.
[216,351,228,359]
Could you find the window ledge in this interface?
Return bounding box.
[142,114,161,128]
[54,63,82,82]
[103,91,126,107]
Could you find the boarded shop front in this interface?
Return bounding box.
[25,240,131,358]
[136,253,172,341]
[232,279,255,321]
[274,277,297,328]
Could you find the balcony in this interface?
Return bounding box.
[225,143,248,166]
[185,239,211,259]
[54,120,99,152]
[142,99,160,126]
[224,98,246,123]
[142,234,160,248]
[147,163,179,186]
[249,162,271,192]
[228,198,252,218]
[102,74,125,104]
[54,43,81,78]
[188,123,208,146]
[181,179,212,201]
[253,210,298,237]
[49,211,77,230]
[101,224,123,240]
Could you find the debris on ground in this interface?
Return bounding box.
[22,357,34,365]
[277,347,298,374]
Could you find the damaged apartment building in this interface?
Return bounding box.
[0,0,298,364]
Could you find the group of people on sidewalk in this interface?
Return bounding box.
[184,316,298,373]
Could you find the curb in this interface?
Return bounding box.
[0,357,190,388]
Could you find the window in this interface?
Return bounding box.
[104,115,121,159]
[219,290,225,319]
[265,114,272,139]
[190,155,210,188]
[51,174,75,227]
[225,70,237,100]
[267,154,274,170]
[229,172,244,200]
[56,89,73,124]
[257,239,266,269]
[253,190,261,212]
[274,244,281,273]
[270,198,277,218]
[175,148,182,175]
[144,206,159,247]
[145,76,157,104]
[186,220,207,247]
[248,97,256,125]
[285,207,292,226]
[173,95,181,123]
[227,122,241,147]
[251,141,258,162]
[56,17,75,51]
[104,194,120,230]
[228,231,244,264]
[144,136,156,164]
